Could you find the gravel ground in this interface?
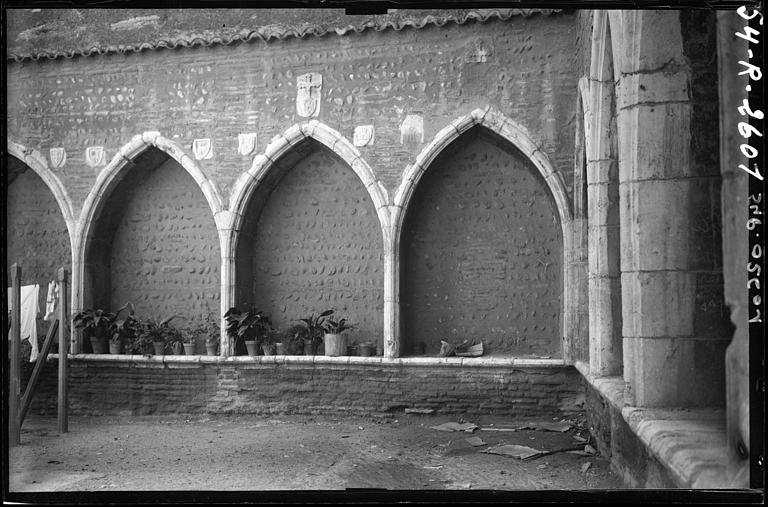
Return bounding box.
[8,412,623,496]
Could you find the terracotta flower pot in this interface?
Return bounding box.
[303,341,317,356]
[171,342,183,355]
[153,342,165,356]
[206,343,218,356]
[245,340,259,356]
[90,335,108,354]
[323,333,346,356]
[358,343,375,357]
[109,341,122,354]
[183,342,196,356]
[275,342,285,355]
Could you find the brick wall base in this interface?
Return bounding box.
[24,357,583,419]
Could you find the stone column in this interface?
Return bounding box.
[383,221,400,358]
[586,77,623,377]
[617,10,728,407]
[717,9,750,489]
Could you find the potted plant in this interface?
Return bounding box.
[166,326,184,355]
[188,316,219,356]
[299,310,333,356]
[225,307,272,357]
[262,329,281,356]
[181,329,196,355]
[109,303,139,354]
[284,324,307,355]
[322,313,353,357]
[358,341,375,357]
[133,315,179,356]
[72,308,118,354]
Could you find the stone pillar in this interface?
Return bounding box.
[617,10,728,407]
[586,77,623,377]
[383,222,400,358]
[717,9,750,488]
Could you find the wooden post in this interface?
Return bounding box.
[20,319,58,426]
[58,268,68,433]
[9,264,21,446]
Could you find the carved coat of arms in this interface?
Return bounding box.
[237,133,258,156]
[85,146,105,168]
[49,148,67,169]
[193,138,213,160]
[353,125,375,147]
[400,115,424,147]
[296,72,322,118]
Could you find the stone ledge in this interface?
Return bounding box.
[53,354,566,369]
[575,361,730,489]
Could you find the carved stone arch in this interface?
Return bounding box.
[77,132,224,252]
[393,106,572,239]
[7,139,77,241]
[390,106,573,358]
[228,120,390,244]
[73,132,224,327]
[223,120,389,355]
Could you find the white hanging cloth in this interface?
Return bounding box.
[44,280,59,322]
[7,284,40,362]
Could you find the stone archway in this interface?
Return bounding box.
[74,133,223,352]
[7,140,75,347]
[226,121,389,356]
[392,107,572,357]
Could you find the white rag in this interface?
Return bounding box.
[44,280,59,321]
[7,284,40,362]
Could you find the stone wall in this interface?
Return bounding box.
[238,143,384,346]
[25,357,583,419]
[6,12,579,209]
[401,129,562,356]
[6,160,72,342]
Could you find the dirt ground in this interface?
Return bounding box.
[8,411,624,495]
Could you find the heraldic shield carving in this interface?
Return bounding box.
[237,133,258,156]
[296,72,322,118]
[49,147,67,169]
[193,138,213,160]
[85,146,105,168]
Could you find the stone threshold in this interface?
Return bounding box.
[47,354,566,368]
[574,361,730,489]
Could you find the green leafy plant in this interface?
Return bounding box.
[110,303,139,345]
[189,315,220,346]
[285,324,308,354]
[322,315,353,335]
[224,307,272,348]
[128,315,180,354]
[298,309,334,344]
[72,308,118,337]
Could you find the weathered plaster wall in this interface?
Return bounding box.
[6,160,72,339]
[239,144,384,345]
[401,129,562,356]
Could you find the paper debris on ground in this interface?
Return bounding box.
[405,408,435,414]
[481,444,545,460]
[566,450,593,456]
[465,436,486,447]
[584,444,597,455]
[534,421,572,432]
[480,427,517,432]
[514,421,573,432]
[430,422,478,433]
[572,434,588,443]
[581,462,592,473]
